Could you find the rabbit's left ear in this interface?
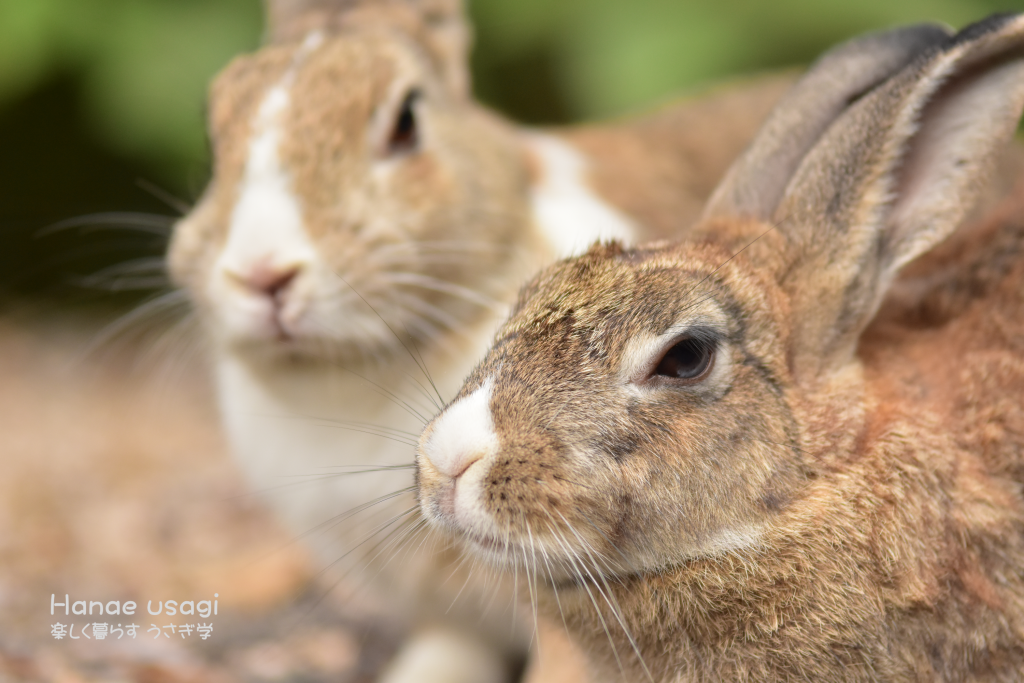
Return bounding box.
[264,0,471,96]
[264,0,354,40]
[411,0,472,96]
[734,15,1024,382]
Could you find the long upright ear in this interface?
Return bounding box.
[264,0,354,41]
[263,0,471,96]
[748,14,1024,382]
[703,22,952,220]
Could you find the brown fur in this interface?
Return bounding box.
[417,16,1024,682]
[166,3,798,682]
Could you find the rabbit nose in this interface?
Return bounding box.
[228,262,302,301]
[438,449,484,481]
[422,379,499,481]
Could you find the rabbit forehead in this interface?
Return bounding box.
[498,241,754,349]
[290,30,424,110]
[469,238,788,421]
[209,31,416,144]
[210,45,294,140]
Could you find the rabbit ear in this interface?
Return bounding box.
[264,0,471,95]
[751,14,1024,382]
[703,23,952,221]
[263,0,353,39]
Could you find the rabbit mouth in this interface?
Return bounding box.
[215,295,416,363]
[454,524,626,587]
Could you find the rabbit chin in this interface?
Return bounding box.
[211,304,403,365]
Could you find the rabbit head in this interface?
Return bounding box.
[417,15,1024,680]
[169,0,530,363]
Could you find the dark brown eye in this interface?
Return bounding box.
[653,337,715,383]
[387,89,420,155]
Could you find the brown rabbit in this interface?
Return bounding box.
[166,0,798,680]
[416,14,1024,682]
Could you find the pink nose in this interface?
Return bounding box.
[229,263,301,301]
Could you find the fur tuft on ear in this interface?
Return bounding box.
[263,0,471,96]
[752,13,1024,382]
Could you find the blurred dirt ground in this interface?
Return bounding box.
[0,312,403,682]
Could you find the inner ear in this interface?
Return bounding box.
[884,56,1024,271]
[387,89,421,155]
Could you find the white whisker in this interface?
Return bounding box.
[381,271,501,310]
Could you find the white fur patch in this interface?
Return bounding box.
[526,132,639,258]
[215,31,325,280]
[618,328,664,385]
[423,378,498,479]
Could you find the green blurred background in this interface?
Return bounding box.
[1,0,1021,307]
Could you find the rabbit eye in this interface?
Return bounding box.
[387,89,420,155]
[653,337,715,383]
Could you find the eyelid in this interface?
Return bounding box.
[402,88,423,106]
[619,324,724,386]
[645,328,719,378]
[665,326,721,349]
[386,89,422,154]
[371,81,424,157]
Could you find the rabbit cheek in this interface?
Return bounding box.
[168,206,219,297]
[384,153,459,244]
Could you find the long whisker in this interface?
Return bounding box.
[357,510,431,583]
[547,518,626,677]
[313,504,421,582]
[140,309,203,385]
[287,416,420,448]
[677,220,788,322]
[77,290,191,362]
[402,323,445,407]
[242,486,417,578]
[523,515,542,652]
[540,519,572,637]
[390,304,462,351]
[381,271,501,310]
[578,511,640,578]
[372,239,518,257]
[443,553,479,616]
[328,272,449,411]
[285,324,435,425]
[135,178,192,215]
[294,507,421,624]
[557,510,652,682]
[37,212,176,237]
[74,257,171,292]
[283,463,417,477]
[390,291,466,334]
